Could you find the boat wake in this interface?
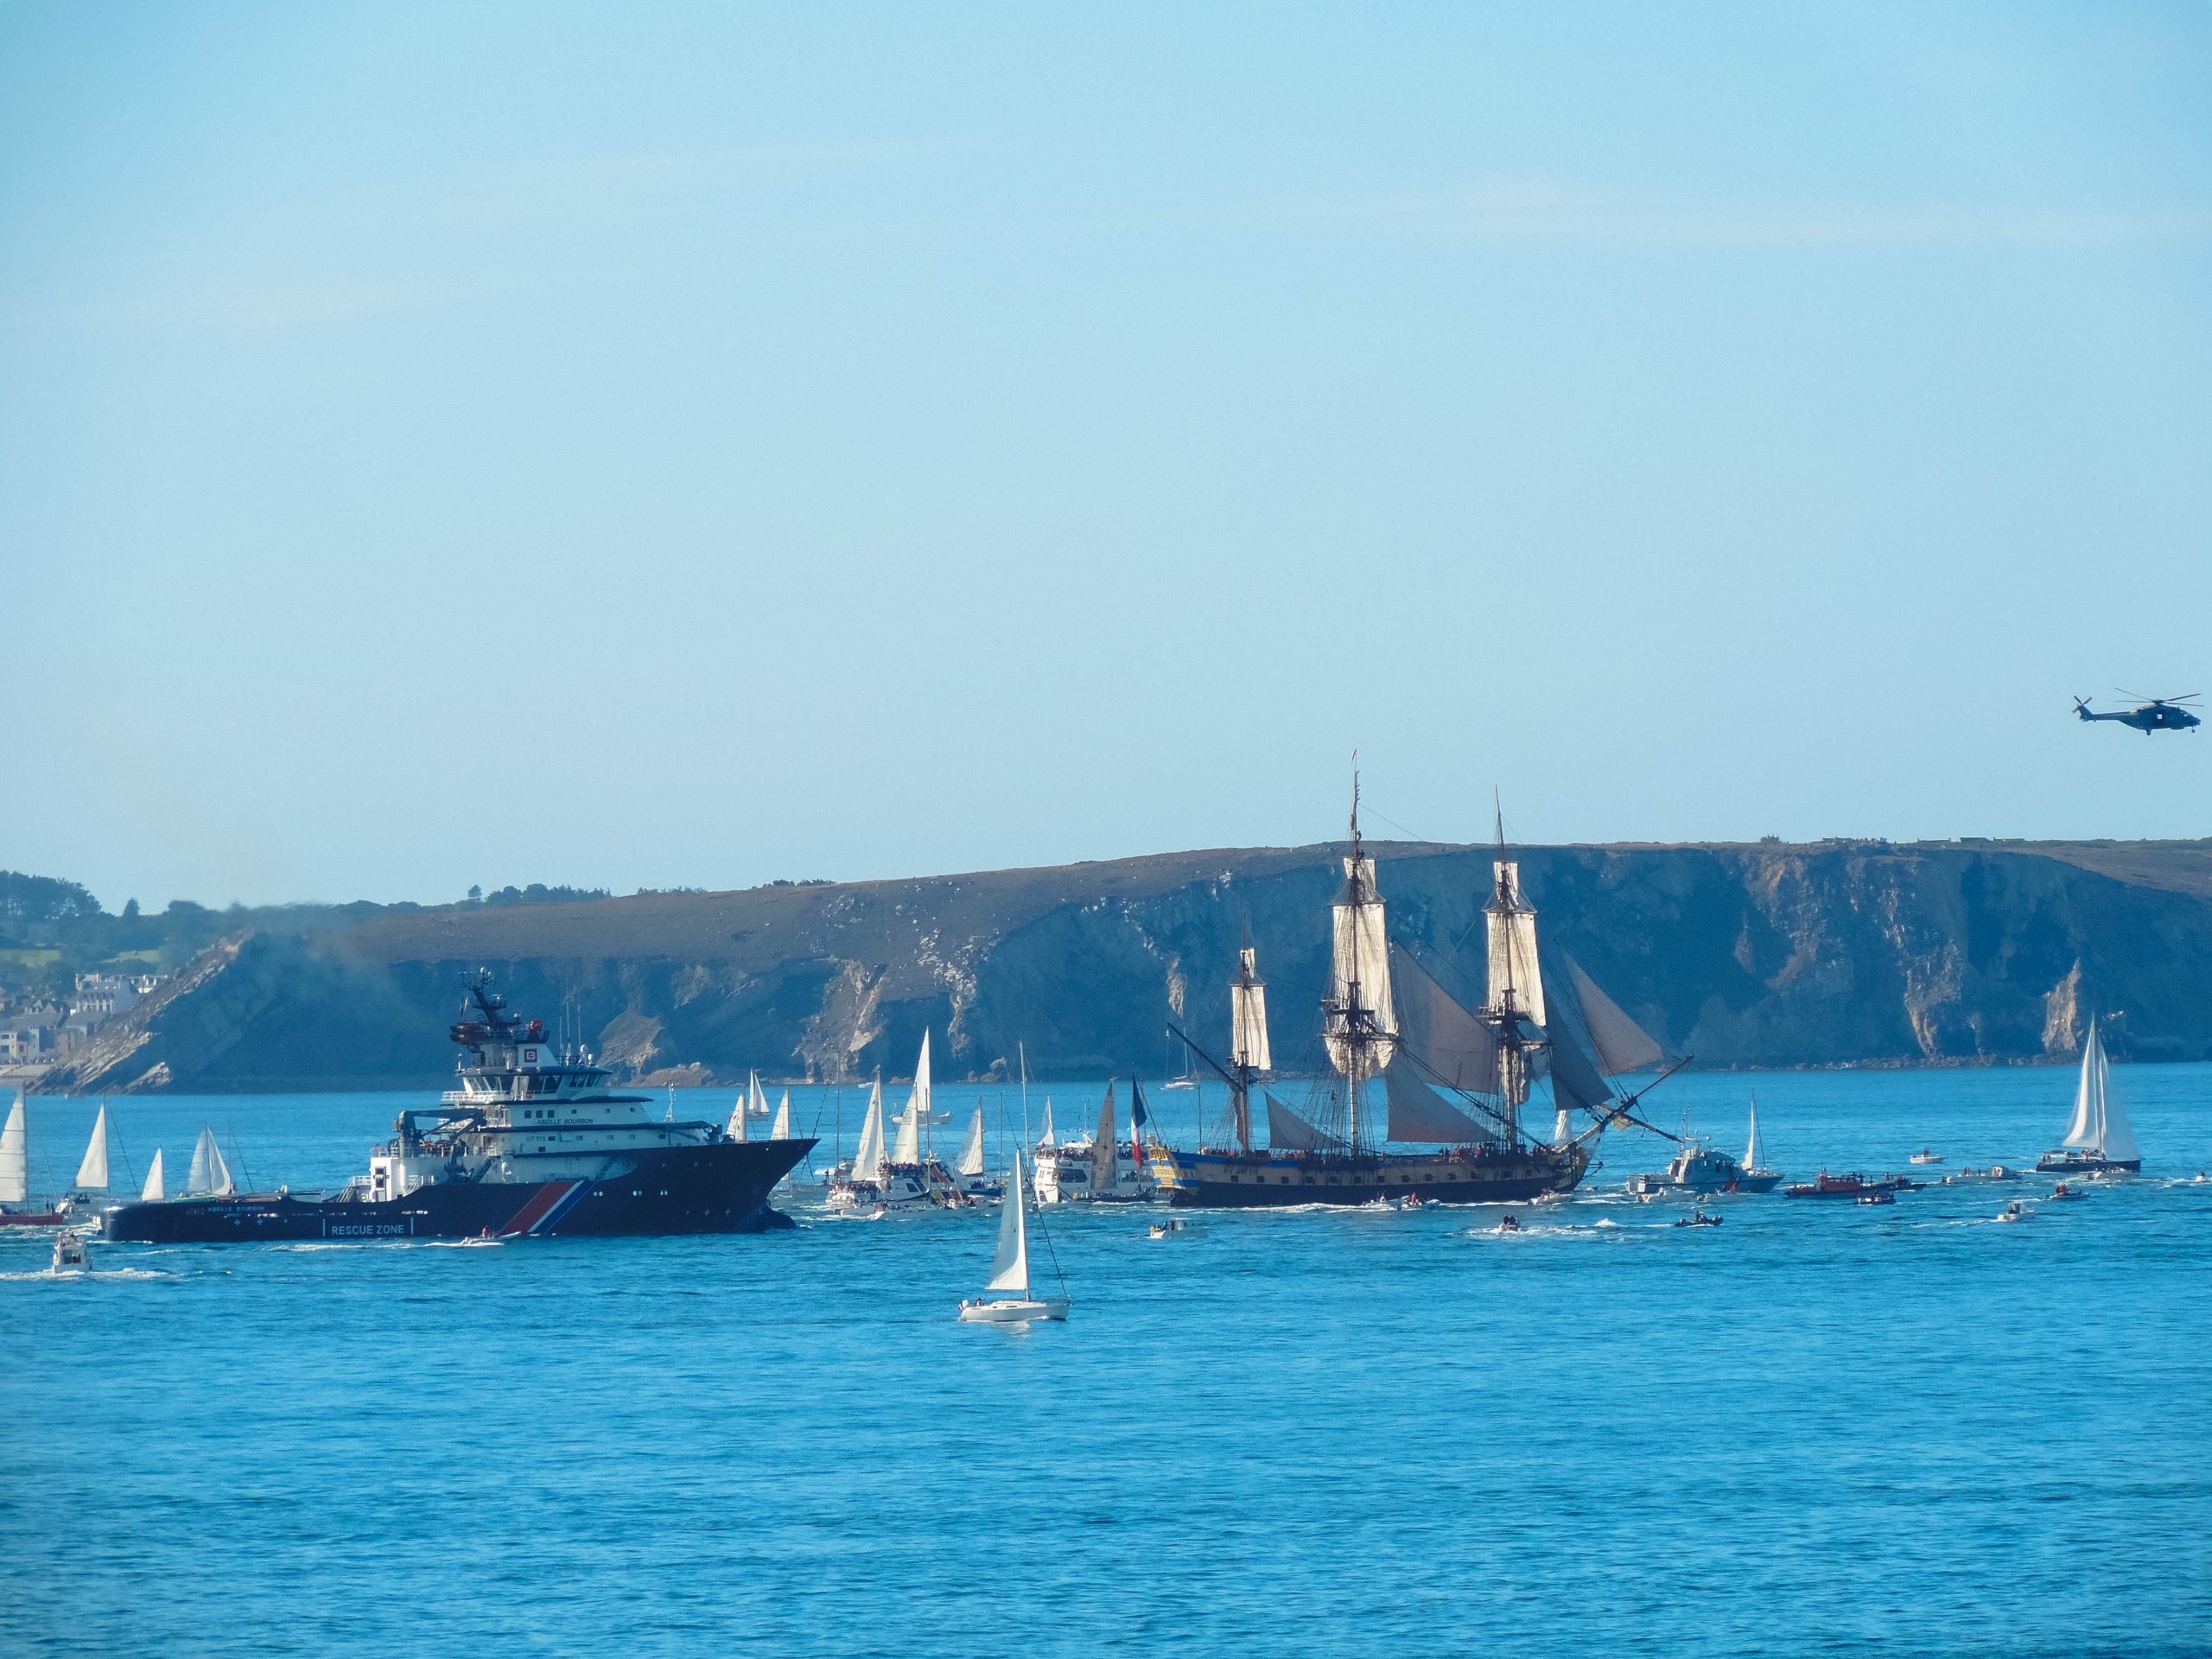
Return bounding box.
[0,1266,171,1281]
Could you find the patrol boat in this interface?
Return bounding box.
[1148,787,1683,1209]
[102,976,812,1243]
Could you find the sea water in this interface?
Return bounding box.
[3,1064,2208,1658]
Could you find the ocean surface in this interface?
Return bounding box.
[3,1064,2208,1658]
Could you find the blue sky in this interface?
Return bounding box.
[3,3,2209,908]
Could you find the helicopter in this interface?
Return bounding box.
[2075,690,2201,734]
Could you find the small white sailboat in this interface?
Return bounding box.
[2038,1021,2142,1173]
[184,1126,236,1198]
[67,1103,112,1211]
[827,1060,935,1211]
[1740,1095,1782,1190]
[958,1150,1068,1323]
[0,1089,66,1225]
[140,1148,166,1202]
[953,1103,998,1198]
[747,1070,772,1118]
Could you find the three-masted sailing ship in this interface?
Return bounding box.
[1149,786,1677,1208]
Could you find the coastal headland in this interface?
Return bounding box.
[20,836,2212,1094]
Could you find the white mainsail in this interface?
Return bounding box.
[186,1126,234,1198]
[1092,1084,1118,1194]
[986,1151,1032,1294]
[726,1078,750,1143]
[1487,861,1546,1027]
[770,1089,791,1141]
[852,1079,887,1181]
[1325,855,1398,1075]
[892,1033,931,1164]
[1230,947,1272,1072]
[2096,1029,2141,1162]
[957,1105,987,1178]
[0,1091,26,1205]
[1036,1100,1056,1148]
[1745,1096,1764,1170]
[141,1147,165,1201]
[2063,1024,2106,1149]
[74,1103,111,1191]
[750,1071,770,1119]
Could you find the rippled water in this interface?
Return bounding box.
[5,1065,2209,1657]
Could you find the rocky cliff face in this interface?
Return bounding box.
[40,838,2212,1094]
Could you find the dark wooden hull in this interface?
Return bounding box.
[1151,1144,1589,1209]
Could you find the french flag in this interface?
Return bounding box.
[1130,1077,1151,1166]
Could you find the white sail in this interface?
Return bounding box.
[187,1126,234,1198]
[1230,947,1272,1072]
[1325,855,1398,1074]
[727,1079,750,1143]
[986,1151,1031,1294]
[853,1080,887,1181]
[1389,945,1503,1094]
[1745,1096,1763,1170]
[141,1147,165,1202]
[750,1071,769,1119]
[911,1031,933,1124]
[1037,1100,1056,1148]
[1092,1084,1117,1194]
[892,1098,922,1166]
[1487,861,1547,1027]
[74,1103,111,1191]
[770,1089,791,1141]
[2101,1053,2140,1164]
[1382,1059,1493,1144]
[957,1105,987,1177]
[2063,1024,2106,1148]
[0,1092,26,1205]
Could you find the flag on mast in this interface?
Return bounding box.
[1129,1077,1151,1168]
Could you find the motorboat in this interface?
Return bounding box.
[958,1151,1069,1324]
[1998,1201,2029,1224]
[1626,1136,1777,1198]
[1944,1165,2023,1185]
[1673,1210,1721,1228]
[1148,1217,1189,1238]
[1855,1189,1896,1206]
[2047,1182,2084,1202]
[1783,1171,1899,1200]
[1909,1148,1944,1166]
[1494,1214,1523,1234]
[51,1230,91,1273]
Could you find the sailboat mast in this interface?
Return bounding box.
[1488,797,1531,1149]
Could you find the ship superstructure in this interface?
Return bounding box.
[1150,785,1681,1208]
[104,974,812,1243]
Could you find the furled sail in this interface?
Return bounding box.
[74,1103,110,1191]
[0,1092,25,1205]
[1562,957,1664,1075]
[957,1106,987,1177]
[770,1090,791,1141]
[187,1127,234,1198]
[1389,945,1503,1094]
[1266,1094,1344,1152]
[1487,861,1546,1027]
[1230,947,1272,1072]
[1382,1059,1495,1145]
[1092,1084,1118,1194]
[2063,1024,2105,1148]
[141,1147,165,1202]
[986,1152,1031,1294]
[853,1080,887,1181]
[1325,855,1398,1073]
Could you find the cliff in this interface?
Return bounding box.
[37,837,2212,1094]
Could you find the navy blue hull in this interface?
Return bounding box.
[104,1139,814,1243]
[1153,1145,1589,1208]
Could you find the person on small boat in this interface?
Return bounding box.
[1496,1214,1522,1233]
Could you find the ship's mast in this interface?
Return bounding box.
[1325,771,1387,1150]
[1484,795,1537,1150]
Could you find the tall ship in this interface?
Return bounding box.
[1149,788,1679,1208]
[103,976,813,1243]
